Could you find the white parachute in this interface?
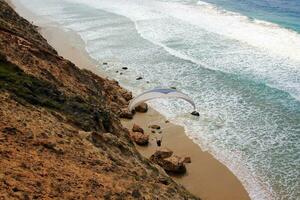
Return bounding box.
[128,88,196,112]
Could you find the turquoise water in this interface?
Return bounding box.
[15,0,300,199]
[198,0,300,32]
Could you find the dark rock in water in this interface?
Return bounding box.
[115,71,119,73]
[146,81,150,84]
[170,86,176,89]
[120,72,123,75]
[191,111,200,116]
[136,77,143,80]
[122,67,128,70]
[135,103,148,113]
[103,62,108,65]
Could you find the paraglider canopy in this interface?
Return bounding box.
[128,88,196,112]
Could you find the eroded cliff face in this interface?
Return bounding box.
[0,1,199,199]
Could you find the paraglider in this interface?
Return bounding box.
[129,88,198,148]
[128,88,196,112]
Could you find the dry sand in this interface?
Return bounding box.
[9,1,250,199]
[39,27,107,76]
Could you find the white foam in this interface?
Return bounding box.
[65,0,300,62]
[61,0,300,102]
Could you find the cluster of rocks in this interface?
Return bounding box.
[129,121,191,174]
[150,148,191,174]
[118,92,193,175]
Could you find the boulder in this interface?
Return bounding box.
[150,149,189,174]
[130,132,149,146]
[122,67,128,70]
[132,124,144,133]
[150,148,173,159]
[134,103,148,113]
[136,76,143,80]
[162,156,186,174]
[149,124,160,130]
[119,108,133,119]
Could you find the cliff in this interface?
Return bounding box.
[0,1,199,199]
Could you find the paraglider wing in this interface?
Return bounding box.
[128,88,196,111]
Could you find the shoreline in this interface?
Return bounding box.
[9,1,250,199]
[122,108,250,200]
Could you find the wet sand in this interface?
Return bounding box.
[9,0,250,199]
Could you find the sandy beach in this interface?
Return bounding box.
[9,1,250,199]
[122,108,250,200]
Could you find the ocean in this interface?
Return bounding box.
[14,0,300,199]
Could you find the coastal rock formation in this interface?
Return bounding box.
[150,148,191,174]
[135,102,148,113]
[132,124,144,133]
[129,131,149,146]
[0,1,199,199]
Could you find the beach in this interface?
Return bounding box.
[122,108,250,200]
[9,1,250,199]
[8,0,251,199]
[42,23,250,199]
[4,0,300,199]
[8,0,254,199]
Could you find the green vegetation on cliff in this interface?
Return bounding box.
[0,59,110,132]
